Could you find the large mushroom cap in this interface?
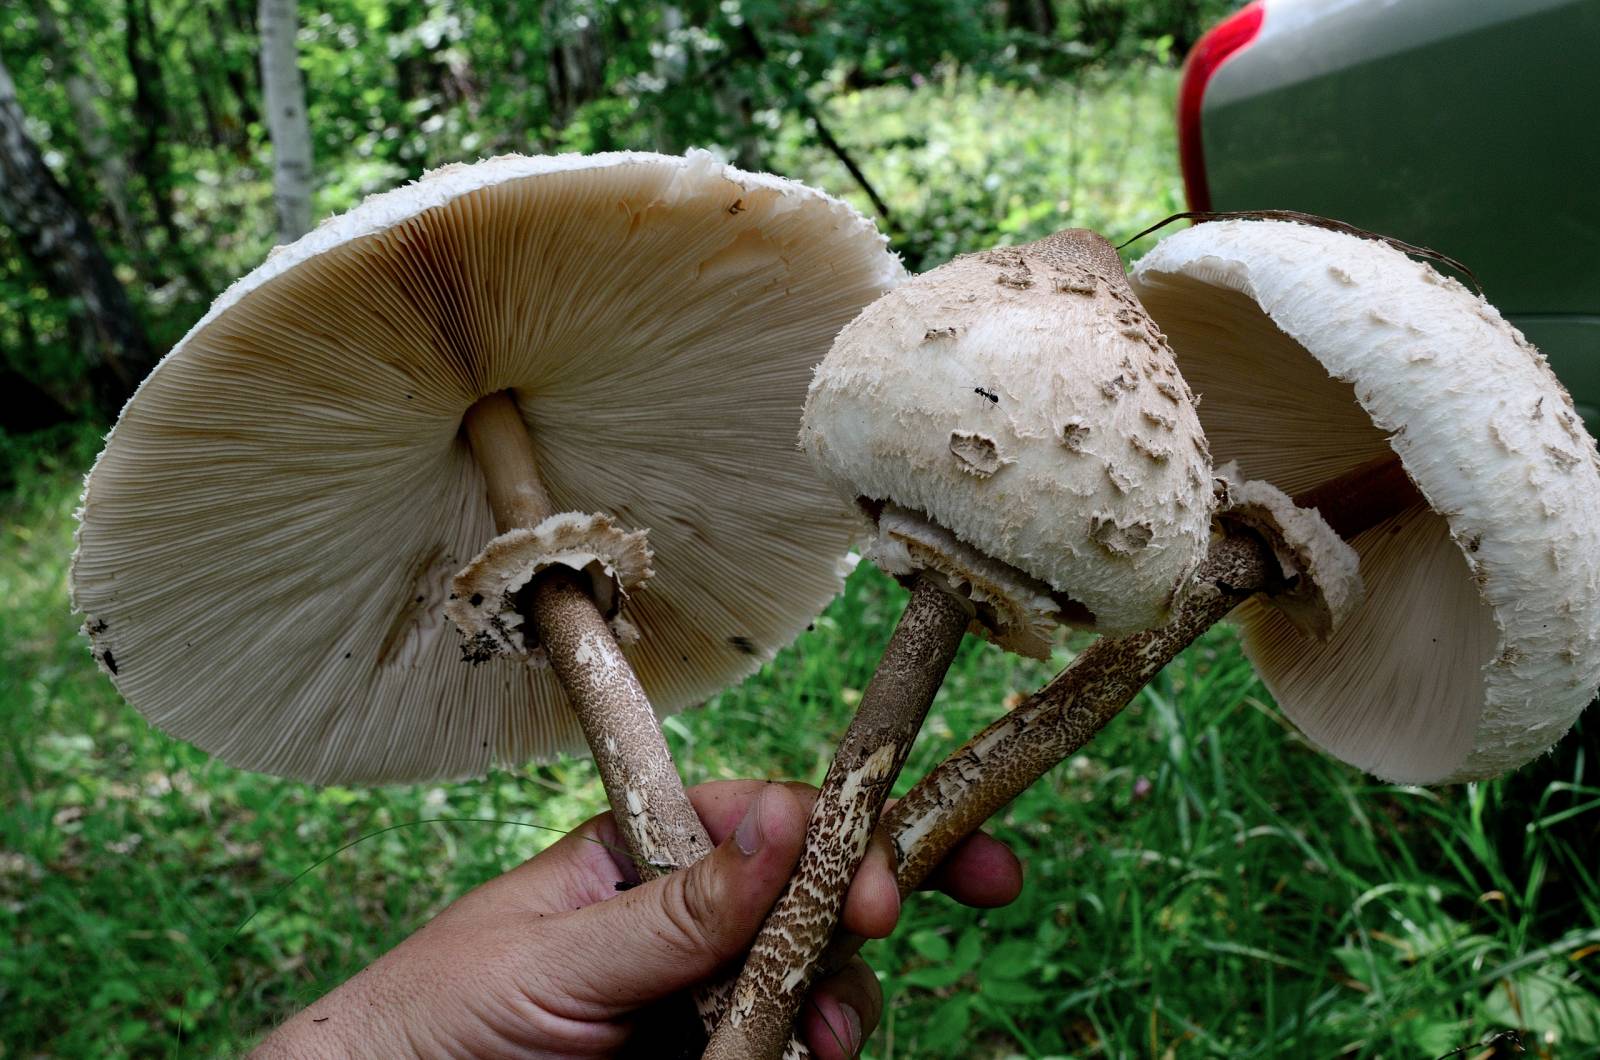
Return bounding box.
[71,151,901,785]
[1131,219,1600,784]
[803,230,1213,636]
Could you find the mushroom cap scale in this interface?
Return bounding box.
[1131,219,1600,783]
[803,232,1212,636]
[71,150,902,785]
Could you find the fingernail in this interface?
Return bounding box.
[734,787,767,855]
[839,1002,862,1055]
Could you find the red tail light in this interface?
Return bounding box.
[1178,1,1266,212]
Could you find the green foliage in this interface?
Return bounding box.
[5,443,1598,1057]
[1,0,1214,417]
[772,63,1183,270]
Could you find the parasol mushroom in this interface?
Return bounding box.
[704,229,1213,1059]
[812,219,1600,981]
[1132,218,1600,783]
[70,151,899,918]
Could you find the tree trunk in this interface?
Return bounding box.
[715,81,763,172]
[1077,0,1127,51]
[388,4,424,105]
[1165,0,1204,59]
[1006,0,1058,37]
[543,0,607,131]
[124,0,207,293]
[189,49,229,149]
[257,0,313,241]
[30,0,150,265]
[211,0,260,140]
[0,50,154,416]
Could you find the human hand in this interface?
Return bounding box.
[251,779,1022,1060]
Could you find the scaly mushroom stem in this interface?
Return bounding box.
[470,391,825,1055]
[813,454,1425,978]
[462,391,712,879]
[890,534,1270,887]
[1292,451,1420,539]
[703,575,974,1060]
[803,532,1273,980]
[530,569,712,873]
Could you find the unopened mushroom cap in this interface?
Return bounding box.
[1131,219,1600,783]
[802,230,1213,635]
[72,151,901,785]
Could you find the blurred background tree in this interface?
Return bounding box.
[0,0,1232,439]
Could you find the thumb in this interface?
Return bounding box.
[551,782,809,1011]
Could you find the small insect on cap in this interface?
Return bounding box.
[802,228,1213,650]
[1132,218,1600,784]
[72,151,901,785]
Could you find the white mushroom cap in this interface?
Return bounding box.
[1131,219,1600,783]
[802,230,1213,636]
[71,150,901,785]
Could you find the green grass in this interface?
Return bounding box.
[5,69,1600,1059]
[5,437,1599,1060]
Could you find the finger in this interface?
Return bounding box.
[458,810,633,917]
[919,830,1024,908]
[692,780,906,936]
[839,826,900,940]
[687,779,820,844]
[535,782,811,1014]
[802,956,881,1060]
[486,780,816,916]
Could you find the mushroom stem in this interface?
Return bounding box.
[812,453,1426,979]
[461,391,712,879]
[463,390,557,533]
[529,568,712,874]
[1292,451,1421,540]
[890,536,1269,887]
[810,531,1274,979]
[703,575,974,1060]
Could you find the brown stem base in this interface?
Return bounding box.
[463,391,723,1035]
[532,568,733,1041]
[703,576,973,1060]
[815,531,1276,976]
[530,568,714,879]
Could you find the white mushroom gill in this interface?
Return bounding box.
[71,152,902,785]
[1233,506,1494,780]
[1132,219,1600,783]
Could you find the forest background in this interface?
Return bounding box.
[3,1,1598,1057]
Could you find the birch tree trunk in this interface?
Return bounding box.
[257,0,313,241]
[0,49,153,415]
